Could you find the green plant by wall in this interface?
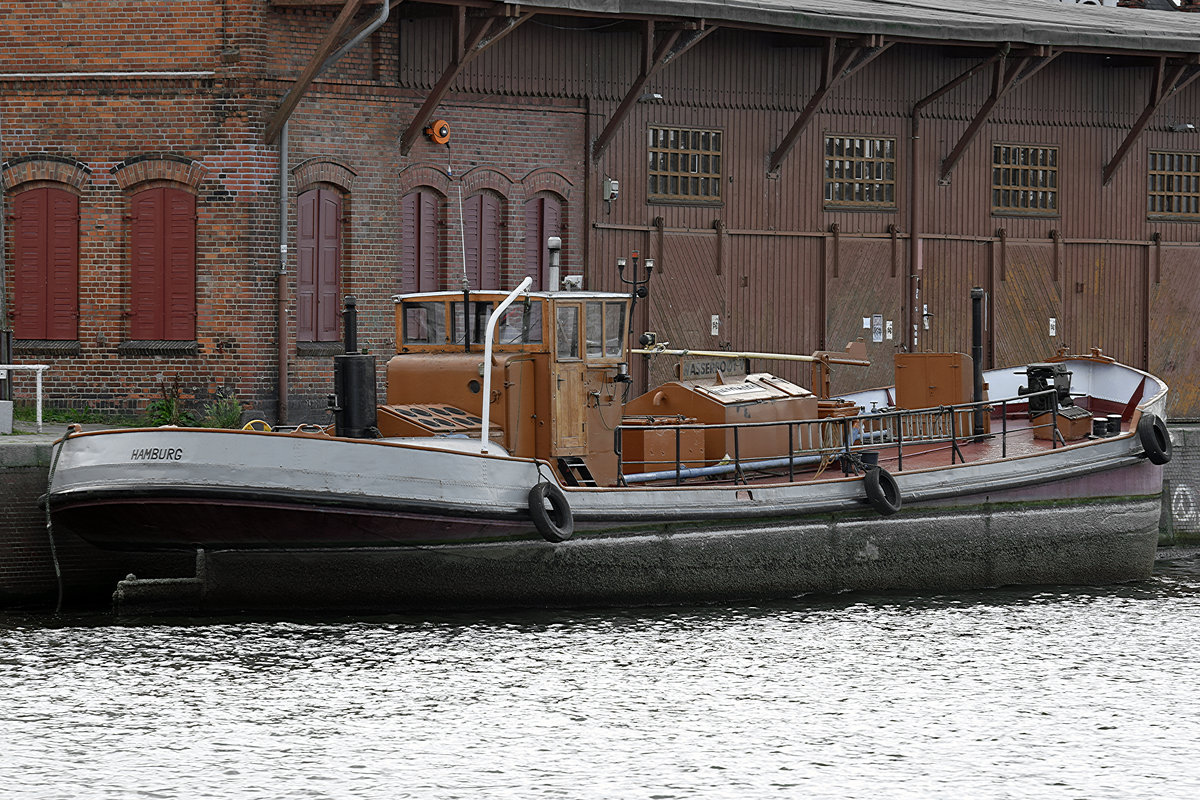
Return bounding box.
[144,377,198,427]
[202,389,244,429]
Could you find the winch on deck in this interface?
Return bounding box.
[1018,362,1093,441]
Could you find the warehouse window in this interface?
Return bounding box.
[824,135,896,210]
[462,192,502,290]
[11,187,79,342]
[128,186,196,341]
[1148,151,1200,220]
[992,144,1058,215]
[648,126,722,204]
[523,194,562,291]
[297,187,343,342]
[400,188,442,293]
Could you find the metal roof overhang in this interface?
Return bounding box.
[503,0,1200,56]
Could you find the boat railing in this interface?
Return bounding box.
[614,388,1064,486]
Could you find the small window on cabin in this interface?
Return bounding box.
[1148,151,1200,220]
[648,125,723,205]
[402,302,446,345]
[823,135,897,211]
[556,305,580,360]
[451,301,495,345]
[586,302,603,358]
[991,144,1058,216]
[604,302,626,358]
[496,300,544,345]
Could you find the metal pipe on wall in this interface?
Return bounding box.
[0,103,8,337]
[277,121,289,423]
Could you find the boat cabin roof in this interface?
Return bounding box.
[392,289,632,360]
[391,290,630,303]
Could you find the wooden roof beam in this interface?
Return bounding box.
[264,0,366,144]
[590,21,717,162]
[398,7,533,154]
[938,51,1058,182]
[768,37,893,174]
[1103,61,1200,186]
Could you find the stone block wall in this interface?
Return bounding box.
[1162,425,1200,546]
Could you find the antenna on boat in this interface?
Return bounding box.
[617,250,654,342]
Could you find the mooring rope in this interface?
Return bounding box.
[43,424,76,615]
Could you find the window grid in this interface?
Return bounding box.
[824,136,897,209]
[1148,151,1200,219]
[992,144,1058,215]
[648,126,722,203]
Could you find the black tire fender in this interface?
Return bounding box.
[1137,413,1172,466]
[529,482,575,542]
[864,466,902,516]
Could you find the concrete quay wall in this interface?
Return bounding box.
[1160,425,1200,546]
[1,438,190,610]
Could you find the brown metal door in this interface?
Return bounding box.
[824,237,903,393]
[1151,244,1200,419]
[1063,244,1146,368]
[992,241,1062,369]
[645,231,725,388]
[919,238,989,356]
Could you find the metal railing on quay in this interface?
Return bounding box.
[614,388,1063,487]
[0,364,50,433]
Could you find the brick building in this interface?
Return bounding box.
[2,0,1200,422]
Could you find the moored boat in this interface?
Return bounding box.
[45,273,1172,612]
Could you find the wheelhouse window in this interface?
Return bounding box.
[1148,151,1200,220]
[129,186,196,341]
[555,304,581,360]
[824,135,896,210]
[12,187,79,341]
[297,188,343,342]
[496,300,544,345]
[992,144,1058,215]
[585,301,626,359]
[648,126,723,204]
[402,302,447,345]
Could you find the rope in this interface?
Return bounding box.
[43,424,77,614]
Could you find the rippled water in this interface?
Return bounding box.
[3,553,1200,800]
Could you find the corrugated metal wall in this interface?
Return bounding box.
[367,10,1200,413]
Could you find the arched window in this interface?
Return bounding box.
[400,188,441,292]
[297,187,343,342]
[129,186,196,341]
[524,195,563,291]
[12,187,79,341]
[462,193,501,290]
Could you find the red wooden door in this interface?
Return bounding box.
[401,189,440,292]
[129,187,195,340]
[12,187,79,340]
[524,195,562,291]
[463,193,501,290]
[297,188,342,341]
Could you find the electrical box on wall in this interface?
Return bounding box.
[602,177,619,202]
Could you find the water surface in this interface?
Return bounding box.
[3,552,1200,799]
